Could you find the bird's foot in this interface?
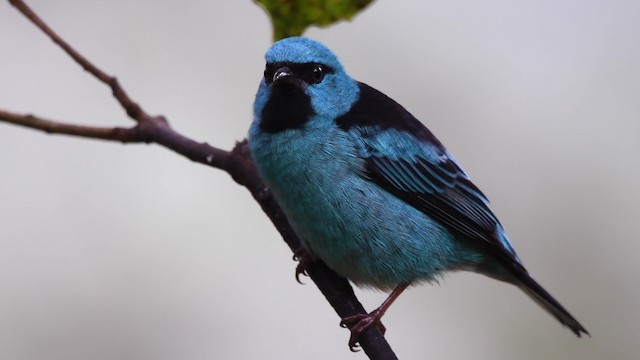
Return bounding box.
[293,248,312,284]
[339,310,386,352]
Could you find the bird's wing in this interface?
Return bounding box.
[336,82,522,268]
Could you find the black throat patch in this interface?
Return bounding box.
[260,82,314,133]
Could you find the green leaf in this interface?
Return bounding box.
[256,0,375,42]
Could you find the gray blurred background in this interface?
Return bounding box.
[1,1,638,359]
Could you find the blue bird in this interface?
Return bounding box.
[248,37,588,350]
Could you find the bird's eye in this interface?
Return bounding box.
[311,66,325,84]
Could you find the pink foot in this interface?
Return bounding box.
[338,283,409,351]
[339,310,386,352]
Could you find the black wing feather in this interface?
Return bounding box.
[338,82,521,269]
[336,82,588,336]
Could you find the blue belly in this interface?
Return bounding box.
[249,125,485,290]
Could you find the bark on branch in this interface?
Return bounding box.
[3,0,397,359]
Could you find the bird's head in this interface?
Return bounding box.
[254,37,359,133]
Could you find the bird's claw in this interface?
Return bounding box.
[293,248,312,284]
[339,311,386,352]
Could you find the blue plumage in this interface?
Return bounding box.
[248,37,587,349]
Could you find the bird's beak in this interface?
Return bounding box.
[273,66,306,89]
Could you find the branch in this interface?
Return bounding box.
[8,0,144,121]
[0,109,139,142]
[4,1,398,358]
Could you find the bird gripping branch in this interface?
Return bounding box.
[248,37,588,351]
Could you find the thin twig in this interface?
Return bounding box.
[0,109,139,142]
[9,0,145,121]
[4,1,397,358]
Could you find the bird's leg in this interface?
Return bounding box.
[340,283,410,351]
[293,247,313,284]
